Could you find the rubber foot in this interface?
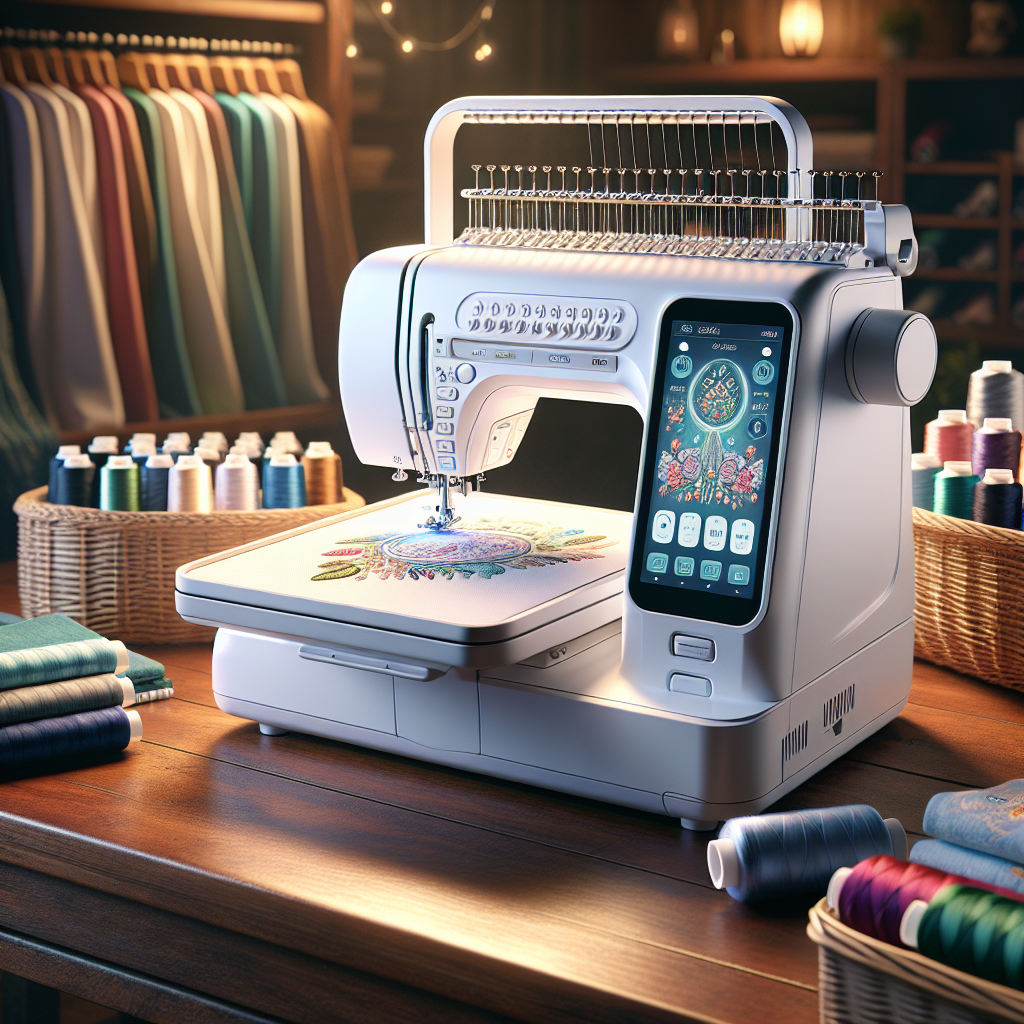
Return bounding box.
[680,817,719,832]
[259,723,289,736]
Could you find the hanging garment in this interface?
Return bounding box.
[147,88,243,414]
[101,83,157,325]
[233,93,280,346]
[0,279,56,560]
[216,91,253,233]
[0,82,45,413]
[281,92,358,396]
[74,82,158,422]
[258,92,329,404]
[23,82,124,429]
[192,89,287,409]
[125,87,201,418]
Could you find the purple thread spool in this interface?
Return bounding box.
[971,417,1022,480]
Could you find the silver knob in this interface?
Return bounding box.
[845,308,937,407]
[455,363,477,384]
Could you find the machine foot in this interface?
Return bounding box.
[259,723,289,736]
[680,817,719,832]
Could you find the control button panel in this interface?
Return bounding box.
[671,635,715,662]
[456,292,636,350]
[668,673,712,697]
[436,386,458,401]
[451,341,617,372]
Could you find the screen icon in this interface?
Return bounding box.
[674,556,695,577]
[747,415,767,439]
[678,512,701,547]
[671,354,692,379]
[730,519,755,555]
[647,552,669,574]
[728,564,750,585]
[652,509,676,544]
[700,560,722,581]
[752,360,775,385]
[703,515,727,552]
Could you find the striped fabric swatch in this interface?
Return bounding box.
[132,680,174,703]
[0,673,127,727]
[0,638,118,690]
[0,705,131,766]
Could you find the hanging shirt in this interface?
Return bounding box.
[258,92,329,404]
[192,88,287,410]
[147,88,243,415]
[124,87,202,419]
[23,82,124,429]
[215,92,253,233]
[74,82,158,422]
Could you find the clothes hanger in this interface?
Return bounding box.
[98,50,121,88]
[80,49,108,88]
[139,51,172,92]
[183,53,216,95]
[0,48,30,89]
[229,56,260,95]
[22,48,57,88]
[209,56,239,96]
[163,53,191,90]
[64,49,88,88]
[252,57,283,97]
[44,46,72,89]
[116,53,151,93]
[273,59,308,101]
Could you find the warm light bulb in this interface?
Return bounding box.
[401,38,414,52]
[345,42,358,58]
[480,42,492,56]
[779,0,824,57]
[380,1,393,13]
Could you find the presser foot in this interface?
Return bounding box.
[418,473,464,530]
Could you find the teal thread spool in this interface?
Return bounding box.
[912,453,942,510]
[262,453,307,508]
[934,461,978,519]
[88,436,120,505]
[100,455,140,511]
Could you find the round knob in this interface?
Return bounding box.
[455,363,477,384]
[845,308,937,407]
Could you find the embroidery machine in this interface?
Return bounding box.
[176,96,937,829]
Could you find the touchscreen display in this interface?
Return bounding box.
[629,300,793,626]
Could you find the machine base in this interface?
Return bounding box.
[211,618,912,827]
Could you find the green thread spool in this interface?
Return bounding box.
[100,455,141,511]
[911,884,1024,990]
[934,461,978,519]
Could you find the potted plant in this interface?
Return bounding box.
[877,8,925,58]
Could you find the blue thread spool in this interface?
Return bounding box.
[100,456,140,511]
[0,705,142,767]
[141,454,174,511]
[912,453,942,510]
[971,417,1022,480]
[54,454,96,507]
[934,461,978,519]
[262,454,307,508]
[707,805,906,902]
[972,468,1023,528]
[130,443,157,471]
[48,445,81,502]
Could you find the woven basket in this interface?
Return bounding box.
[808,899,1024,1024]
[912,507,1024,692]
[14,485,365,645]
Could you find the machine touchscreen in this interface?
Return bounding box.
[629,299,794,626]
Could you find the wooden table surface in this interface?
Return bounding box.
[0,561,1021,1024]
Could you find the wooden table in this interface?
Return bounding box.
[0,562,1021,1024]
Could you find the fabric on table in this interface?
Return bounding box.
[75,83,158,422]
[910,839,1024,896]
[125,87,201,418]
[193,90,287,409]
[0,84,47,412]
[49,81,105,292]
[148,88,243,414]
[23,82,124,430]
[216,92,253,233]
[0,673,126,727]
[234,93,280,344]
[258,92,329,404]
[922,780,1024,864]
[282,93,358,395]
[102,84,157,326]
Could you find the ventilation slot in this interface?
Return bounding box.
[823,684,855,731]
[783,720,808,762]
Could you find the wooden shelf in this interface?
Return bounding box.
[58,401,343,448]
[14,0,326,20]
[914,268,999,282]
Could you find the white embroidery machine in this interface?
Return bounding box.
[176,96,938,829]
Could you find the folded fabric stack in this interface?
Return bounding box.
[911,779,1024,897]
[0,612,173,771]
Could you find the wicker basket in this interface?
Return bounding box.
[912,507,1024,692]
[808,899,1024,1024]
[14,485,365,645]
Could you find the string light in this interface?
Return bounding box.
[401,38,413,52]
[345,42,359,57]
[360,0,497,56]
[380,1,393,13]
[474,42,492,61]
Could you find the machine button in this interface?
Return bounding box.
[700,560,722,581]
[545,321,558,337]
[435,440,455,453]
[504,302,516,316]
[671,634,715,661]
[611,307,624,323]
[455,363,477,383]
[483,318,495,332]
[550,305,561,319]
[436,386,458,400]
[668,673,712,697]
[572,321,587,340]
[437,456,456,471]
[559,322,573,339]
[531,321,544,335]
[436,405,453,418]
[436,421,453,435]
[471,299,484,316]
[674,556,695,577]
[535,303,546,318]
[468,318,481,332]
[490,302,500,316]
[647,552,669,574]
[498,319,511,333]
[596,307,610,323]
[603,325,619,341]
[588,322,602,340]
[728,564,751,586]
[515,319,528,334]
[580,307,592,321]
[520,303,531,317]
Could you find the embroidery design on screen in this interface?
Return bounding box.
[311,517,613,581]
